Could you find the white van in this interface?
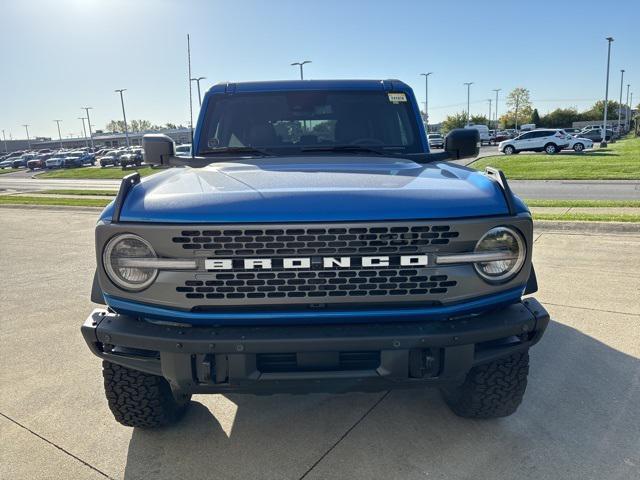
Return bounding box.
[520,124,536,132]
[464,124,491,145]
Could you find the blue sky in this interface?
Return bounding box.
[1,0,638,139]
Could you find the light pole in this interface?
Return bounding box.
[2,129,7,153]
[420,72,433,132]
[190,76,206,107]
[291,60,311,80]
[114,89,130,147]
[493,89,501,130]
[82,107,95,150]
[78,117,89,148]
[617,69,625,137]
[601,37,614,148]
[625,84,631,131]
[487,99,492,127]
[22,124,31,149]
[464,82,473,125]
[53,120,63,149]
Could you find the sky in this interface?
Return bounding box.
[1,0,639,140]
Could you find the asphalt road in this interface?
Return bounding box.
[1,208,638,480]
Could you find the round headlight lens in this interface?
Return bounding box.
[103,234,157,291]
[474,227,525,282]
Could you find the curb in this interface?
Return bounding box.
[533,220,640,235]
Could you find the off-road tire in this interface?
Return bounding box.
[102,361,191,428]
[441,351,529,419]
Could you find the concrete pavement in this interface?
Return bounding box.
[0,208,639,480]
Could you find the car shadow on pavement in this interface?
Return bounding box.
[122,321,640,480]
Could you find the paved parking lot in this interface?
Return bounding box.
[1,208,639,480]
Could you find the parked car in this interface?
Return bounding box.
[427,133,444,149]
[175,143,192,157]
[45,154,68,169]
[27,153,53,170]
[499,129,569,155]
[464,124,491,145]
[492,131,510,143]
[61,152,86,168]
[0,159,15,169]
[11,156,28,168]
[520,124,536,132]
[504,129,518,138]
[563,128,581,135]
[120,149,143,167]
[99,151,121,167]
[564,135,593,152]
[578,129,613,142]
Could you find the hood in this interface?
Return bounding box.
[103,156,520,223]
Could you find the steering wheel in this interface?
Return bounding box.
[349,138,385,146]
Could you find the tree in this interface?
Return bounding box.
[505,88,533,128]
[530,108,540,126]
[582,100,621,121]
[441,112,467,133]
[470,115,489,125]
[539,108,581,128]
[164,123,178,130]
[105,120,126,133]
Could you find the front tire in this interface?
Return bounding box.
[573,143,584,152]
[441,351,529,418]
[102,361,191,428]
[503,145,515,155]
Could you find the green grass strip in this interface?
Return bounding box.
[38,189,118,196]
[0,168,21,175]
[36,166,157,179]
[525,199,640,208]
[533,213,640,223]
[0,196,111,207]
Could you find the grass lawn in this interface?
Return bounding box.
[0,168,22,175]
[36,166,158,179]
[524,199,640,208]
[533,212,640,223]
[471,136,640,180]
[0,195,111,207]
[39,189,118,196]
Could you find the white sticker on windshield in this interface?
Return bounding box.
[388,93,407,103]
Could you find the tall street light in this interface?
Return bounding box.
[601,37,614,148]
[464,82,473,125]
[2,129,7,153]
[420,72,433,132]
[114,89,130,147]
[291,60,311,80]
[493,89,501,130]
[82,107,95,150]
[78,117,89,148]
[53,120,63,149]
[190,76,206,107]
[22,124,31,149]
[625,84,631,130]
[617,69,625,135]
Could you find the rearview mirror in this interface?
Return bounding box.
[444,128,479,159]
[142,134,175,166]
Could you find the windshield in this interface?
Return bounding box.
[199,91,422,155]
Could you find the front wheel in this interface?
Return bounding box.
[102,361,191,428]
[544,143,558,154]
[503,145,515,155]
[573,143,584,152]
[441,351,529,418]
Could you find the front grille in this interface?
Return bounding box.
[176,269,456,300]
[172,225,459,256]
[256,351,380,373]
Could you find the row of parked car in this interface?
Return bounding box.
[0,145,148,171]
[498,128,594,155]
[0,148,96,170]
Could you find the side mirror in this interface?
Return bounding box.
[444,128,479,159]
[142,134,175,166]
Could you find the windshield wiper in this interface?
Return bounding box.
[200,146,272,156]
[300,145,388,155]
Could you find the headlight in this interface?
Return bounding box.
[103,234,158,291]
[473,227,526,282]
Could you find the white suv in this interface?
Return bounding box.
[499,129,569,155]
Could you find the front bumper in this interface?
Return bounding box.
[82,298,549,395]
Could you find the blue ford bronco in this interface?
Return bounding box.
[82,79,549,427]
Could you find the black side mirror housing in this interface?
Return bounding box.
[444,128,480,159]
[142,134,175,166]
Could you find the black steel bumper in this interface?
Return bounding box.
[81,298,549,395]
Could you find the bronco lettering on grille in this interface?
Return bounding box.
[204,255,428,271]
